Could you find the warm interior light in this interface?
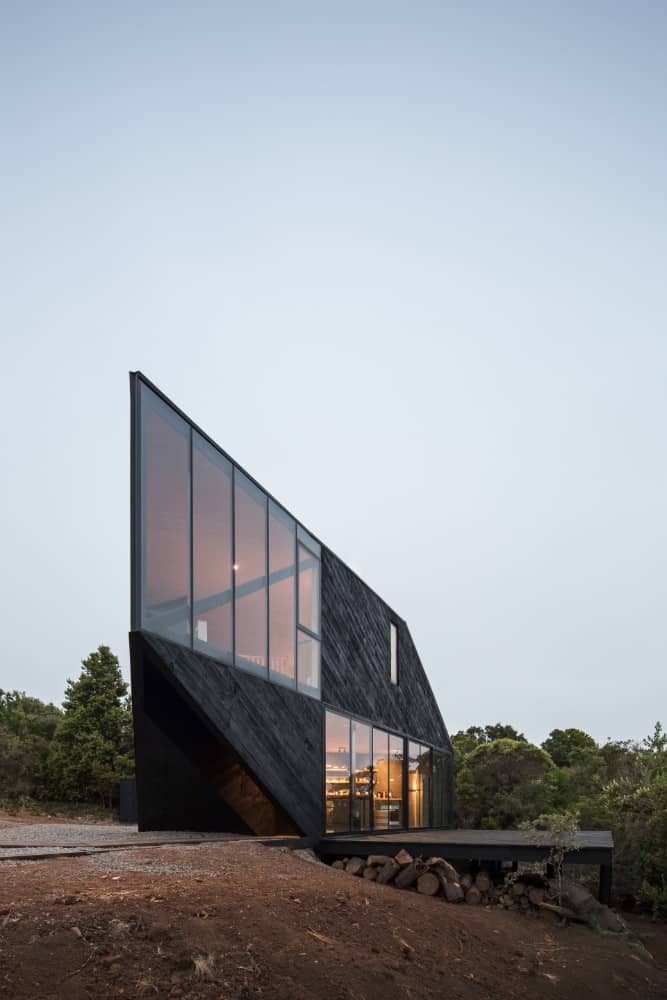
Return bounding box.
[233,563,239,571]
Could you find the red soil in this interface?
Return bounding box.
[1,840,665,999]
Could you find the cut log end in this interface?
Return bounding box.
[416,872,441,896]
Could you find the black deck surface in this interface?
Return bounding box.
[319,828,613,864]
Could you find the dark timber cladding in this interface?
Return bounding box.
[321,550,450,747]
[129,371,454,837]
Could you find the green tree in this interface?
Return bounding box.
[602,723,667,914]
[541,728,598,768]
[0,691,62,800]
[46,646,134,807]
[456,738,556,828]
[451,723,527,769]
[483,723,527,743]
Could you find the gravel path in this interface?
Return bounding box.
[0,821,248,852]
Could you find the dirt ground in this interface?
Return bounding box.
[1,838,666,1000]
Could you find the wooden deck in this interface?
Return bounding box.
[318,828,614,903]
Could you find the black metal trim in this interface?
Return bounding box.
[231,465,236,663]
[129,374,141,631]
[188,426,194,649]
[264,490,270,678]
[318,837,614,868]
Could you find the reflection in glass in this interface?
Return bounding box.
[432,750,450,827]
[372,728,389,829]
[389,734,404,827]
[420,745,432,827]
[141,385,191,643]
[234,472,267,675]
[193,434,233,659]
[351,721,371,831]
[326,712,350,832]
[297,524,321,557]
[408,742,432,828]
[297,630,320,696]
[268,502,296,686]
[298,544,320,635]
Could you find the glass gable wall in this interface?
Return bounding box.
[141,390,191,644]
[325,711,447,833]
[193,433,233,659]
[134,377,321,699]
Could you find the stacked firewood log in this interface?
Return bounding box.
[328,850,624,931]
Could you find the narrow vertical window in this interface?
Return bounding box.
[298,544,320,634]
[325,712,350,833]
[192,433,233,659]
[296,527,321,697]
[268,501,296,686]
[372,728,389,830]
[234,472,267,676]
[350,721,371,831]
[408,742,432,828]
[140,384,191,644]
[420,744,432,828]
[432,750,449,828]
[388,734,404,827]
[390,622,398,685]
[408,741,422,828]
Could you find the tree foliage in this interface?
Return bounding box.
[46,646,134,807]
[453,720,667,913]
[451,723,527,768]
[541,728,598,768]
[0,691,62,799]
[456,738,556,828]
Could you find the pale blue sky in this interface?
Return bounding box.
[1,3,665,744]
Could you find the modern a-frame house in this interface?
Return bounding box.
[129,373,454,836]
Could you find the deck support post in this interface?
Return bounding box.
[599,863,613,905]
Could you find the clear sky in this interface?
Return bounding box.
[1,2,665,746]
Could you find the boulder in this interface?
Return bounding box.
[594,906,626,934]
[557,880,597,915]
